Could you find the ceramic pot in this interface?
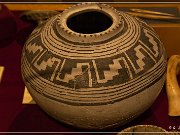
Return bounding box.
[117,125,168,134]
[21,3,167,130]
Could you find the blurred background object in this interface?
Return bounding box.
[166,55,180,117]
[117,125,168,135]
[20,10,60,25]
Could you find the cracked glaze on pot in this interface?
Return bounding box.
[21,3,167,129]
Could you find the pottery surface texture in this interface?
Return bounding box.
[21,3,167,130]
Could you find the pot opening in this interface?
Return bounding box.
[66,11,113,34]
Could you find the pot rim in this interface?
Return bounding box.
[56,3,124,43]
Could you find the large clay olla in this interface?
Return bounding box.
[21,3,167,130]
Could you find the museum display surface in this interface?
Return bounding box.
[0,2,180,134]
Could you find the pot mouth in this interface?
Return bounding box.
[66,10,113,34]
[56,3,124,43]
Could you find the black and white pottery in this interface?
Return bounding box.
[21,3,167,130]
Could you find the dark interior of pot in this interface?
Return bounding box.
[67,11,113,34]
